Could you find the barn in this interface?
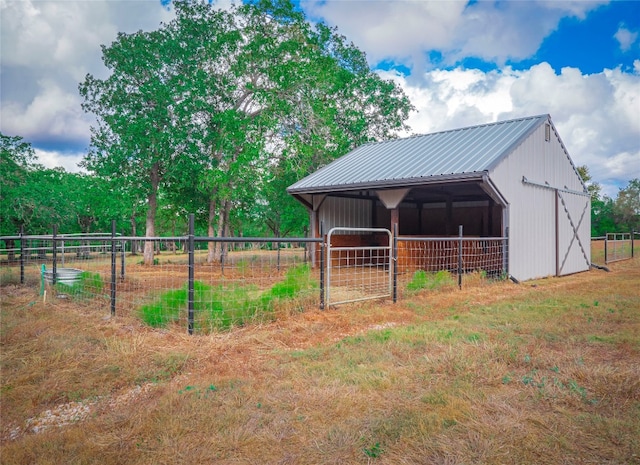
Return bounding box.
[288,114,591,282]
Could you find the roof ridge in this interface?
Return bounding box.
[370,114,549,147]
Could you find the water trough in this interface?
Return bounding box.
[44,268,84,286]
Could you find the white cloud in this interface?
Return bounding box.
[614,25,639,52]
[0,0,174,145]
[34,148,86,173]
[302,0,605,68]
[1,79,91,142]
[381,63,640,198]
[302,0,466,69]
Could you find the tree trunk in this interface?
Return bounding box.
[207,189,217,264]
[215,199,231,262]
[143,162,160,265]
[6,239,15,263]
[130,212,138,255]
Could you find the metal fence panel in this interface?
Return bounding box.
[325,227,392,306]
[397,235,508,296]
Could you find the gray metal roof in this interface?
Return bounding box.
[288,114,549,194]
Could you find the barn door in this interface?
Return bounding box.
[556,190,591,276]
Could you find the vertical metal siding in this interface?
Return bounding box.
[557,191,591,275]
[490,122,590,281]
[319,197,372,233]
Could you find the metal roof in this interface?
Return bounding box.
[288,114,549,194]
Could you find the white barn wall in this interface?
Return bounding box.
[490,120,591,281]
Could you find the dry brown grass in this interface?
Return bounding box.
[1,258,639,464]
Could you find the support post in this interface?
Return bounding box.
[188,214,195,335]
[319,222,325,310]
[393,223,398,303]
[390,208,399,235]
[604,233,608,264]
[446,198,453,235]
[310,210,318,268]
[110,220,117,317]
[52,225,58,285]
[20,225,25,285]
[458,225,463,289]
[632,230,635,259]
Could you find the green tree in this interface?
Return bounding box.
[79,17,203,264]
[80,0,411,265]
[0,133,38,237]
[614,179,640,233]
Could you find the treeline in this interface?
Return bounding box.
[577,167,639,237]
[3,133,638,241]
[592,181,640,236]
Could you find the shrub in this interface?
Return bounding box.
[139,264,317,331]
[406,270,455,292]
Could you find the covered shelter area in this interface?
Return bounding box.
[288,114,591,283]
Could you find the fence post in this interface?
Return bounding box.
[277,241,281,271]
[188,214,195,335]
[632,230,635,259]
[110,220,117,317]
[504,227,509,279]
[20,225,25,285]
[52,225,58,285]
[604,233,608,264]
[393,223,398,303]
[319,222,325,310]
[458,225,463,289]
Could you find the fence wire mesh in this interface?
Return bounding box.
[148,240,317,333]
[4,227,635,335]
[1,234,320,335]
[396,237,508,296]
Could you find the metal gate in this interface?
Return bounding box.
[326,227,392,306]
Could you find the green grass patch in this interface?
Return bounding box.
[406,270,455,292]
[138,264,317,331]
[55,271,104,299]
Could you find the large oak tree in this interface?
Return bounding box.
[80,0,412,264]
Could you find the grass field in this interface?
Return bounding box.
[1,257,639,464]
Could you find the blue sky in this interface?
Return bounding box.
[374,1,640,76]
[1,0,639,197]
[516,1,639,74]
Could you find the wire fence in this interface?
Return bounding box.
[0,228,321,335]
[2,219,636,334]
[396,235,508,298]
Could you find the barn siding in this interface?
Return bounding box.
[490,121,591,281]
[319,197,372,233]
